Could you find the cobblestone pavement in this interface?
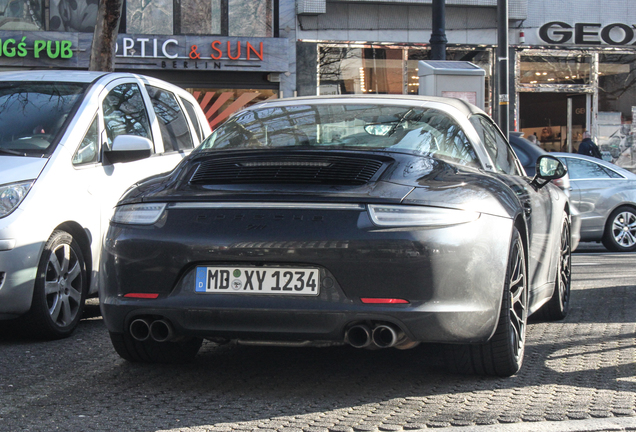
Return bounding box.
[0,244,634,431]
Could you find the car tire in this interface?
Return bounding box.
[445,227,528,377]
[109,331,203,364]
[602,206,636,252]
[20,230,87,339]
[538,213,572,321]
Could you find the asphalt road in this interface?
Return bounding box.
[1,242,635,432]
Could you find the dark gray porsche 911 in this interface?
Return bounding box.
[100,95,572,376]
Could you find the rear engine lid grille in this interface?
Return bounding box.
[190,154,387,185]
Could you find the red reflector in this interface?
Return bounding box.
[124,293,159,299]
[360,298,409,304]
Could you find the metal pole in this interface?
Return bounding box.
[430,0,447,60]
[497,0,509,140]
[567,98,573,153]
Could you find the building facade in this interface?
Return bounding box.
[0,0,298,127]
[295,0,636,168]
[1,0,635,168]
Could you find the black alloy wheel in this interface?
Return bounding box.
[602,206,636,252]
[445,227,528,377]
[539,213,572,320]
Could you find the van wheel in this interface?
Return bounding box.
[21,230,87,339]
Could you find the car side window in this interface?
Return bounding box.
[72,116,99,166]
[472,116,521,176]
[564,158,623,180]
[103,83,152,147]
[180,96,204,142]
[146,85,194,152]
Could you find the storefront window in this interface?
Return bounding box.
[317,45,492,113]
[49,0,94,31]
[127,0,173,34]
[518,53,592,85]
[319,46,404,95]
[597,53,636,169]
[126,0,273,36]
[228,0,272,37]
[180,0,222,35]
[0,0,44,30]
[188,88,278,130]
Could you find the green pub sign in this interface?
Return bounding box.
[0,37,73,59]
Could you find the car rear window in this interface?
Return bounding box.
[199,103,480,168]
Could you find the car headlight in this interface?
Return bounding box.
[368,204,480,227]
[111,203,167,225]
[0,180,35,218]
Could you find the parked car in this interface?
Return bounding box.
[552,152,636,252]
[0,71,211,339]
[509,132,580,251]
[100,95,572,377]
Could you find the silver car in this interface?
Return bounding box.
[554,153,636,252]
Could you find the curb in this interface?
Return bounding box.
[414,417,636,431]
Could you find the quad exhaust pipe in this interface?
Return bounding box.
[345,322,419,350]
[129,318,151,341]
[372,324,401,348]
[129,318,175,342]
[344,324,372,348]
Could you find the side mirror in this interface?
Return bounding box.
[531,155,567,188]
[104,135,153,164]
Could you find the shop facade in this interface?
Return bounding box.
[295,0,636,170]
[2,0,635,169]
[0,0,298,129]
[518,17,636,170]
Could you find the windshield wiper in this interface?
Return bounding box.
[0,148,27,156]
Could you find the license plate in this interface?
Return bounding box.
[195,266,320,295]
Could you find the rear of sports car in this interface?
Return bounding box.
[99,97,527,372]
[99,151,514,357]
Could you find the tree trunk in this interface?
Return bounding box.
[89,0,124,71]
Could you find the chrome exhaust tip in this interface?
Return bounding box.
[129,318,151,341]
[345,324,372,348]
[149,319,174,342]
[372,324,401,348]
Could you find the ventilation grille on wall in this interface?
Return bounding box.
[297,0,326,15]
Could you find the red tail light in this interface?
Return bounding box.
[124,293,159,299]
[360,298,409,304]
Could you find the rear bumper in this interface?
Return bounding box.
[100,206,513,344]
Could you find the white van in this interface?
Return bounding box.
[0,71,211,338]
